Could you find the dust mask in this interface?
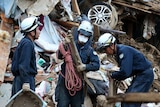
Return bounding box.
[78,34,89,43]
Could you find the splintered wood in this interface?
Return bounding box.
[0,21,13,83]
[112,0,160,16]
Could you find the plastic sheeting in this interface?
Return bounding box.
[34,16,62,52]
[0,0,17,18]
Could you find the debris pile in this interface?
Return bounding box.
[1,0,160,107]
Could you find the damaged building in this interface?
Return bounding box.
[1,0,160,107]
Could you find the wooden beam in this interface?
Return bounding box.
[107,92,160,104]
[72,0,81,15]
[0,20,13,83]
[35,72,57,85]
[93,24,100,42]
[67,32,96,94]
[112,0,160,16]
[54,19,79,30]
[112,0,152,14]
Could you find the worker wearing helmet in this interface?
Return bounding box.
[96,33,154,107]
[55,20,100,107]
[11,16,41,96]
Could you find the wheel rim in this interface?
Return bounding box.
[88,5,113,27]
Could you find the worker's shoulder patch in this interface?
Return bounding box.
[119,53,124,59]
[93,51,98,55]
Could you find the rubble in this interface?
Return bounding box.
[1,0,160,107]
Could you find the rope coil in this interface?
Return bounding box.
[58,42,82,96]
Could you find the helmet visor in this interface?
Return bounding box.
[79,29,92,37]
[95,42,110,52]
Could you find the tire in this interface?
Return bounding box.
[87,2,118,29]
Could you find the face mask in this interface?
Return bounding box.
[78,34,89,43]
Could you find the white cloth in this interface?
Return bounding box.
[35,16,62,52]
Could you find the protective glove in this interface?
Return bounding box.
[64,35,71,44]
[77,63,86,72]
[22,83,30,91]
[96,95,108,107]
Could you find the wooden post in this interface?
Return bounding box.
[93,24,100,42]
[107,71,117,107]
[66,31,96,93]
[72,0,81,15]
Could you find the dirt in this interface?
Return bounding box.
[9,91,43,107]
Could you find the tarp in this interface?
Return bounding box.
[34,16,62,52]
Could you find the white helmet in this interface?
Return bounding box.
[21,16,41,33]
[96,33,116,50]
[78,20,93,37]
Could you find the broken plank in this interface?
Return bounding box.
[93,24,100,42]
[35,72,57,85]
[72,0,81,15]
[53,19,79,30]
[0,21,13,83]
[112,0,152,14]
[107,92,160,104]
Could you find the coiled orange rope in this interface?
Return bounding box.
[58,42,82,96]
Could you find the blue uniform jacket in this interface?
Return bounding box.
[111,44,152,80]
[11,36,37,83]
[55,28,100,104]
[58,27,100,74]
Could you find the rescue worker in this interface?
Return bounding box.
[96,33,154,107]
[11,16,41,97]
[55,20,100,107]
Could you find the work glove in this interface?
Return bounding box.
[96,95,108,107]
[77,63,86,72]
[22,83,30,91]
[64,35,71,44]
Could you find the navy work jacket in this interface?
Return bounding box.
[58,27,100,74]
[11,36,37,83]
[111,44,152,80]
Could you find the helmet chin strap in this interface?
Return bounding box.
[113,44,116,54]
[32,29,37,40]
[109,44,116,54]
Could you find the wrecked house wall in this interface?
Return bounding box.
[111,0,160,49]
[1,0,160,106]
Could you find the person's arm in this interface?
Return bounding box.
[111,49,133,80]
[85,49,100,71]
